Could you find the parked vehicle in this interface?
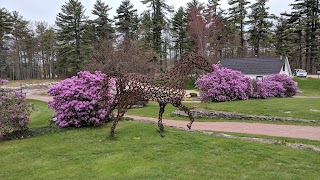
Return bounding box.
[294,69,307,77]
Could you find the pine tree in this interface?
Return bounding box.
[228,0,250,57]
[0,8,13,49]
[92,0,114,41]
[287,0,320,73]
[114,0,139,40]
[11,11,32,80]
[247,0,274,57]
[0,8,13,78]
[139,11,153,48]
[171,7,190,58]
[55,0,88,76]
[274,17,294,56]
[141,0,173,55]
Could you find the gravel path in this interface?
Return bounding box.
[27,94,320,141]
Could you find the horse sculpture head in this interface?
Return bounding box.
[179,51,214,73]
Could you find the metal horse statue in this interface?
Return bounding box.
[101,51,213,139]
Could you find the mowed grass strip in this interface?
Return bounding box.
[127,98,320,124]
[0,121,320,179]
[28,99,54,128]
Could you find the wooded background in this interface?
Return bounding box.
[0,0,319,79]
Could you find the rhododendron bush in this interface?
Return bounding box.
[195,64,252,102]
[48,71,116,127]
[195,65,299,102]
[0,79,32,137]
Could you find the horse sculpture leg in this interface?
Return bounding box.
[173,101,194,129]
[158,102,167,132]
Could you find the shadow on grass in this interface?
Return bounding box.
[0,125,65,141]
[0,118,136,142]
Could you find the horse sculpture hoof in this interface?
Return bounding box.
[187,123,192,129]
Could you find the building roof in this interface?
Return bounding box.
[219,57,285,75]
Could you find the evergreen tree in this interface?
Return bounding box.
[228,0,250,57]
[92,0,114,41]
[247,0,274,57]
[141,0,173,55]
[287,0,320,72]
[274,17,294,56]
[171,7,190,58]
[11,11,32,80]
[0,8,13,78]
[187,0,205,11]
[55,0,88,76]
[0,8,13,49]
[139,11,153,48]
[114,0,139,40]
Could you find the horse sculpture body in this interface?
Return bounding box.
[102,51,213,139]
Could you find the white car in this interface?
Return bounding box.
[295,69,308,77]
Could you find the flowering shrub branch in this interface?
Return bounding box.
[0,78,32,137]
[195,65,299,102]
[48,71,116,127]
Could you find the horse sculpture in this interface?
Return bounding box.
[101,51,213,139]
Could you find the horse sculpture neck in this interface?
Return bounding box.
[157,51,213,89]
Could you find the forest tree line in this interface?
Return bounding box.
[0,0,319,80]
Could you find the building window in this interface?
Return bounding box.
[256,76,263,81]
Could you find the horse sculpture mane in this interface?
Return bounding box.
[102,50,213,139]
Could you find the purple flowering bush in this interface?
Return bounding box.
[0,79,32,137]
[195,64,252,102]
[48,71,116,128]
[195,65,299,102]
[264,74,299,97]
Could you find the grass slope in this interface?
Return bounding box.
[294,78,320,96]
[1,121,320,179]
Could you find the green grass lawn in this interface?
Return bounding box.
[28,99,54,128]
[1,101,320,179]
[127,98,320,125]
[294,77,320,96]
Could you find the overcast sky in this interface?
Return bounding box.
[0,0,294,25]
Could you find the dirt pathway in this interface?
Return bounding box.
[27,94,320,141]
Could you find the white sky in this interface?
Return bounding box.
[0,0,294,25]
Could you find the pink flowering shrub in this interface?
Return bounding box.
[48,71,116,128]
[264,74,299,97]
[250,80,286,98]
[195,65,299,102]
[0,78,32,137]
[195,65,252,102]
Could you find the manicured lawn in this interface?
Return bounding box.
[294,78,320,96]
[196,98,320,121]
[127,98,320,124]
[1,100,320,179]
[1,121,320,179]
[28,99,54,128]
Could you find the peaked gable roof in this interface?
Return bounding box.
[219,57,285,75]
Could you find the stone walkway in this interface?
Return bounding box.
[26,94,320,141]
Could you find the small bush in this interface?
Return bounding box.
[0,79,32,137]
[48,71,115,128]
